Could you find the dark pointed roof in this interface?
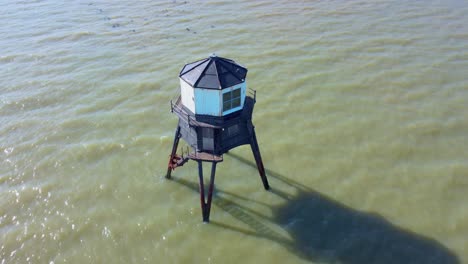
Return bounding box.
[179,55,247,90]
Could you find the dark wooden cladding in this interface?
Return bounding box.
[173,95,257,156]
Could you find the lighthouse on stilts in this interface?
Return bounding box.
[166,54,269,222]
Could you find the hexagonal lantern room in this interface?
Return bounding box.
[179,54,248,117]
[166,55,270,222]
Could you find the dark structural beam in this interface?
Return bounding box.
[250,128,269,190]
[197,161,218,222]
[166,126,181,179]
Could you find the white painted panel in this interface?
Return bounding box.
[180,79,195,113]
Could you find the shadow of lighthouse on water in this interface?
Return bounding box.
[173,152,459,264]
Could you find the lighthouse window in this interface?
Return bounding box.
[223,88,241,112]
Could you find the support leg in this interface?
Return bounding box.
[166,126,181,179]
[206,162,217,219]
[250,129,270,190]
[197,161,217,222]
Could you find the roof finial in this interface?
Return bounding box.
[210,53,217,58]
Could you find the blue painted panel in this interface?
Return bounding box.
[194,88,221,116]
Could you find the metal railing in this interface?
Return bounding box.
[248,88,257,102]
[170,95,220,128]
[170,95,195,126]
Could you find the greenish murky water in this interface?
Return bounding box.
[1,1,467,263]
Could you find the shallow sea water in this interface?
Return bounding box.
[1,0,468,263]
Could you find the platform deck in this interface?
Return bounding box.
[187,152,223,162]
